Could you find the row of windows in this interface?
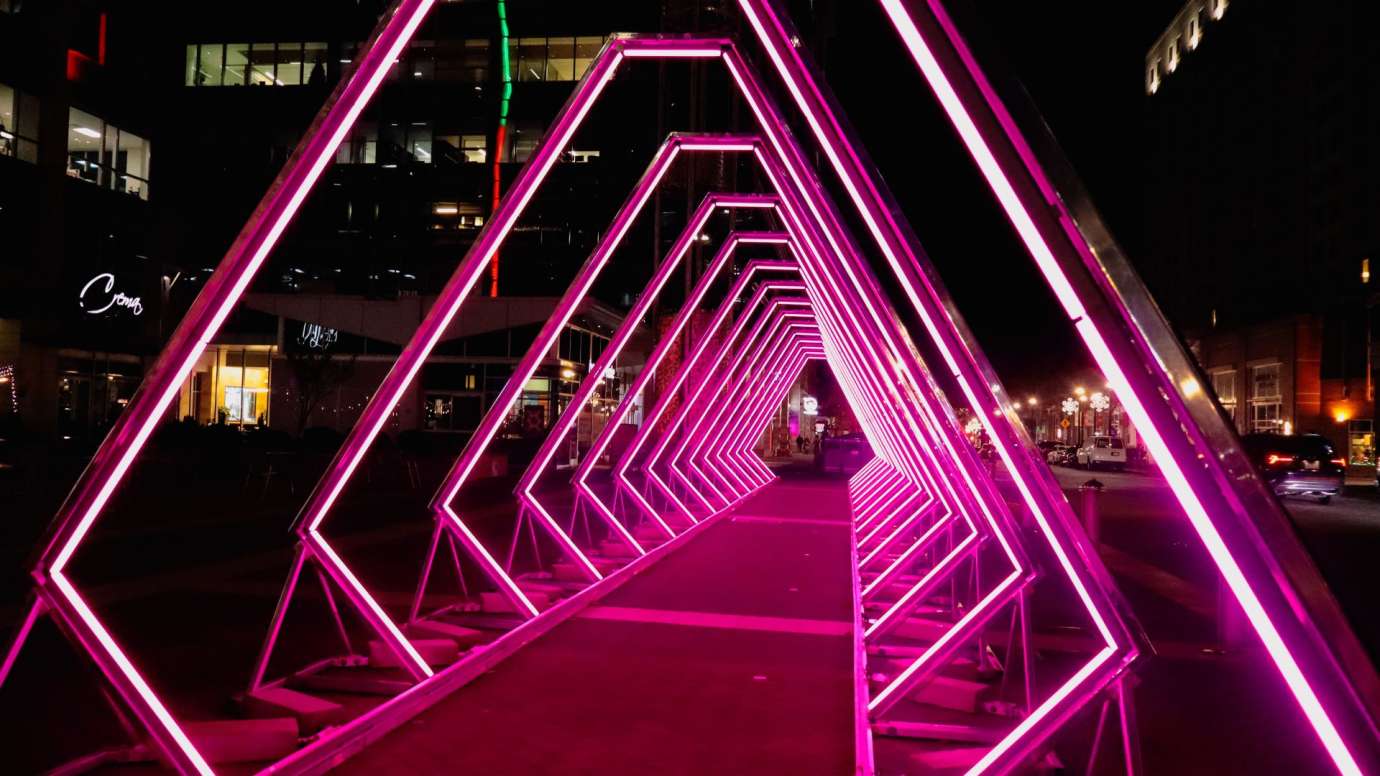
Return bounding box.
[370,39,491,84]
[1211,362,1280,432]
[67,108,151,200]
[333,120,596,167]
[559,327,610,367]
[430,201,487,230]
[185,36,608,89]
[0,82,39,163]
[184,43,329,87]
[336,123,491,166]
[1146,0,1228,95]
[509,36,606,83]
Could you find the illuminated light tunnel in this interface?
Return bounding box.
[265,29,1142,771]
[0,26,1150,776]
[735,0,1380,771]
[1,0,1376,773]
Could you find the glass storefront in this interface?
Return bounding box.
[56,352,142,438]
[1348,419,1374,467]
[424,392,482,433]
[177,346,273,426]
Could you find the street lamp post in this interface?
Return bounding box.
[1072,386,1087,446]
[1090,391,1110,436]
[1061,396,1079,446]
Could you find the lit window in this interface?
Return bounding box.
[0,82,40,163]
[113,130,150,199]
[404,122,433,163]
[184,45,199,87]
[1210,369,1237,422]
[1251,402,1282,433]
[1348,420,1374,466]
[431,202,485,230]
[510,36,607,83]
[1252,363,1281,400]
[1147,61,1161,94]
[186,43,326,87]
[187,44,225,86]
[434,133,487,164]
[66,108,104,184]
[1188,15,1201,49]
[224,43,251,86]
[461,134,487,163]
[247,42,277,85]
[1249,363,1282,433]
[218,349,271,426]
[304,43,328,85]
[336,122,377,165]
[546,37,575,81]
[1167,39,1179,72]
[274,43,306,86]
[1211,0,1227,20]
[516,37,547,82]
[67,109,151,200]
[575,37,603,78]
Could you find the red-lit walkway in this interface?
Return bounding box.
[337,475,859,775]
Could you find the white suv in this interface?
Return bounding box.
[1075,436,1126,470]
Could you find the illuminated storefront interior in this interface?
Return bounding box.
[177,345,274,426]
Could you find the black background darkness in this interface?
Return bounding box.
[800,1,1183,389]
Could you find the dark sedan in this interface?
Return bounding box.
[1240,433,1345,504]
[819,433,872,474]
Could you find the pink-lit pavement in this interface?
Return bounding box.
[336,474,857,775]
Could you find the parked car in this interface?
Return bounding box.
[1044,443,1076,466]
[1241,433,1344,504]
[819,432,871,474]
[1074,436,1126,470]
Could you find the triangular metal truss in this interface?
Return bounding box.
[3,0,1376,774]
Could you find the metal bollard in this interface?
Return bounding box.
[1078,478,1104,545]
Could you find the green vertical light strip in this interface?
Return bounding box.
[489,0,512,296]
[498,0,512,127]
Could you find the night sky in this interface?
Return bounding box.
[807,1,1184,391]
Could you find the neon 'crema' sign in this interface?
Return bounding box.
[79,273,144,316]
[4,2,438,771]
[802,395,818,415]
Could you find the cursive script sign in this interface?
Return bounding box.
[79,273,144,316]
[297,322,339,350]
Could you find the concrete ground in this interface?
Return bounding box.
[2,444,1378,773]
[336,479,858,776]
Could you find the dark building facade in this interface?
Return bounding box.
[1145,0,1380,470]
[1,0,761,442]
[1191,316,1376,472]
[0,1,161,441]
